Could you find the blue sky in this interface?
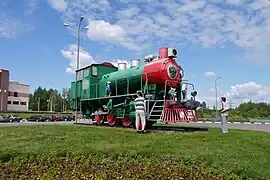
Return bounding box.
[1,0,270,107]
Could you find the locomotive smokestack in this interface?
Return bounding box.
[159,48,168,59]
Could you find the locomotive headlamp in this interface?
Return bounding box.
[168,48,177,58]
[172,49,177,56]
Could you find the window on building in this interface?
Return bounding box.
[8,101,11,104]
[13,101,19,105]
[92,66,98,76]
[20,102,27,105]
[83,69,89,77]
[77,70,83,80]
[82,79,89,90]
[14,92,18,97]
[8,91,11,96]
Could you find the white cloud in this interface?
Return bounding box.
[24,0,38,14]
[85,19,143,51]
[225,81,270,103]
[60,44,134,72]
[47,0,67,12]
[225,0,243,5]
[197,81,270,108]
[86,20,126,42]
[0,12,32,38]
[60,44,96,73]
[48,0,270,64]
[116,7,140,19]
[204,71,216,77]
[0,0,34,38]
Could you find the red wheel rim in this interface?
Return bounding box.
[107,112,116,126]
[95,114,104,124]
[121,117,131,127]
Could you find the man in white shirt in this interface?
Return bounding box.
[181,80,188,102]
[220,96,229,133]
[134,91,146,133]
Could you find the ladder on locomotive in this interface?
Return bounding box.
[148,100,165,121]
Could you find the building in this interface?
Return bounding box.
[8,81,30,111]
[0,69,30,112]
[0,69,9,111]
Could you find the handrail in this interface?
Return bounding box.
[181,80,195,91]
[148,101,157,119]
[161,79,180,119]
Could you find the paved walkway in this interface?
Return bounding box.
[0,121,269,132]
[171,122,270,132]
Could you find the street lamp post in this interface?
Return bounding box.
[0,89,7,111]
[64,16,88,123]
[214,76,221,122]
[47,99,51,112]
[36,97,40,112]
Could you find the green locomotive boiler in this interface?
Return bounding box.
[70,47,202,128]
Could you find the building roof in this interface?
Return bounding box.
[0,69,9,72]
[76,62,117,72]
[9,80,29,86]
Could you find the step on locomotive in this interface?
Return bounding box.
[70,47,202,128]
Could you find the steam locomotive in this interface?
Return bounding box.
[70,47,202,128]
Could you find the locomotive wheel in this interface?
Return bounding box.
[121,117,131,127]
[107,112,117,126]
[95,114,104,124]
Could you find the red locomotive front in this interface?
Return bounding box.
[142,48,182,88]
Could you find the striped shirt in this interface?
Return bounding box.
[134,96,146,112]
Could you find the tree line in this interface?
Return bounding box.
[29,87,71,112]
[198,101,270,120]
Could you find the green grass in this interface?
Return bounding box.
[0,125,269,179]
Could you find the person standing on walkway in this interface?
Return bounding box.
[106,81,111,97]
[181,80,188,102]
[220,96,229,133]
[134,90,146,133]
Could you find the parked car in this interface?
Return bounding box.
[66,116,75,121]
[27,116,46,122]
[54,116,61,121]
[59,116,73,121]
[51,116,59,121]
[43,116,53,122]
[0,115,10,123]
[7,115,22,122]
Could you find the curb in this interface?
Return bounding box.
[197,121,270,125]
[76,120,270,125]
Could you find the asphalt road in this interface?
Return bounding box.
[0,121,269,132]
[0,121,74,127]
[173,122,270,132]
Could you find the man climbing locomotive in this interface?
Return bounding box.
[70,47,202,129]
